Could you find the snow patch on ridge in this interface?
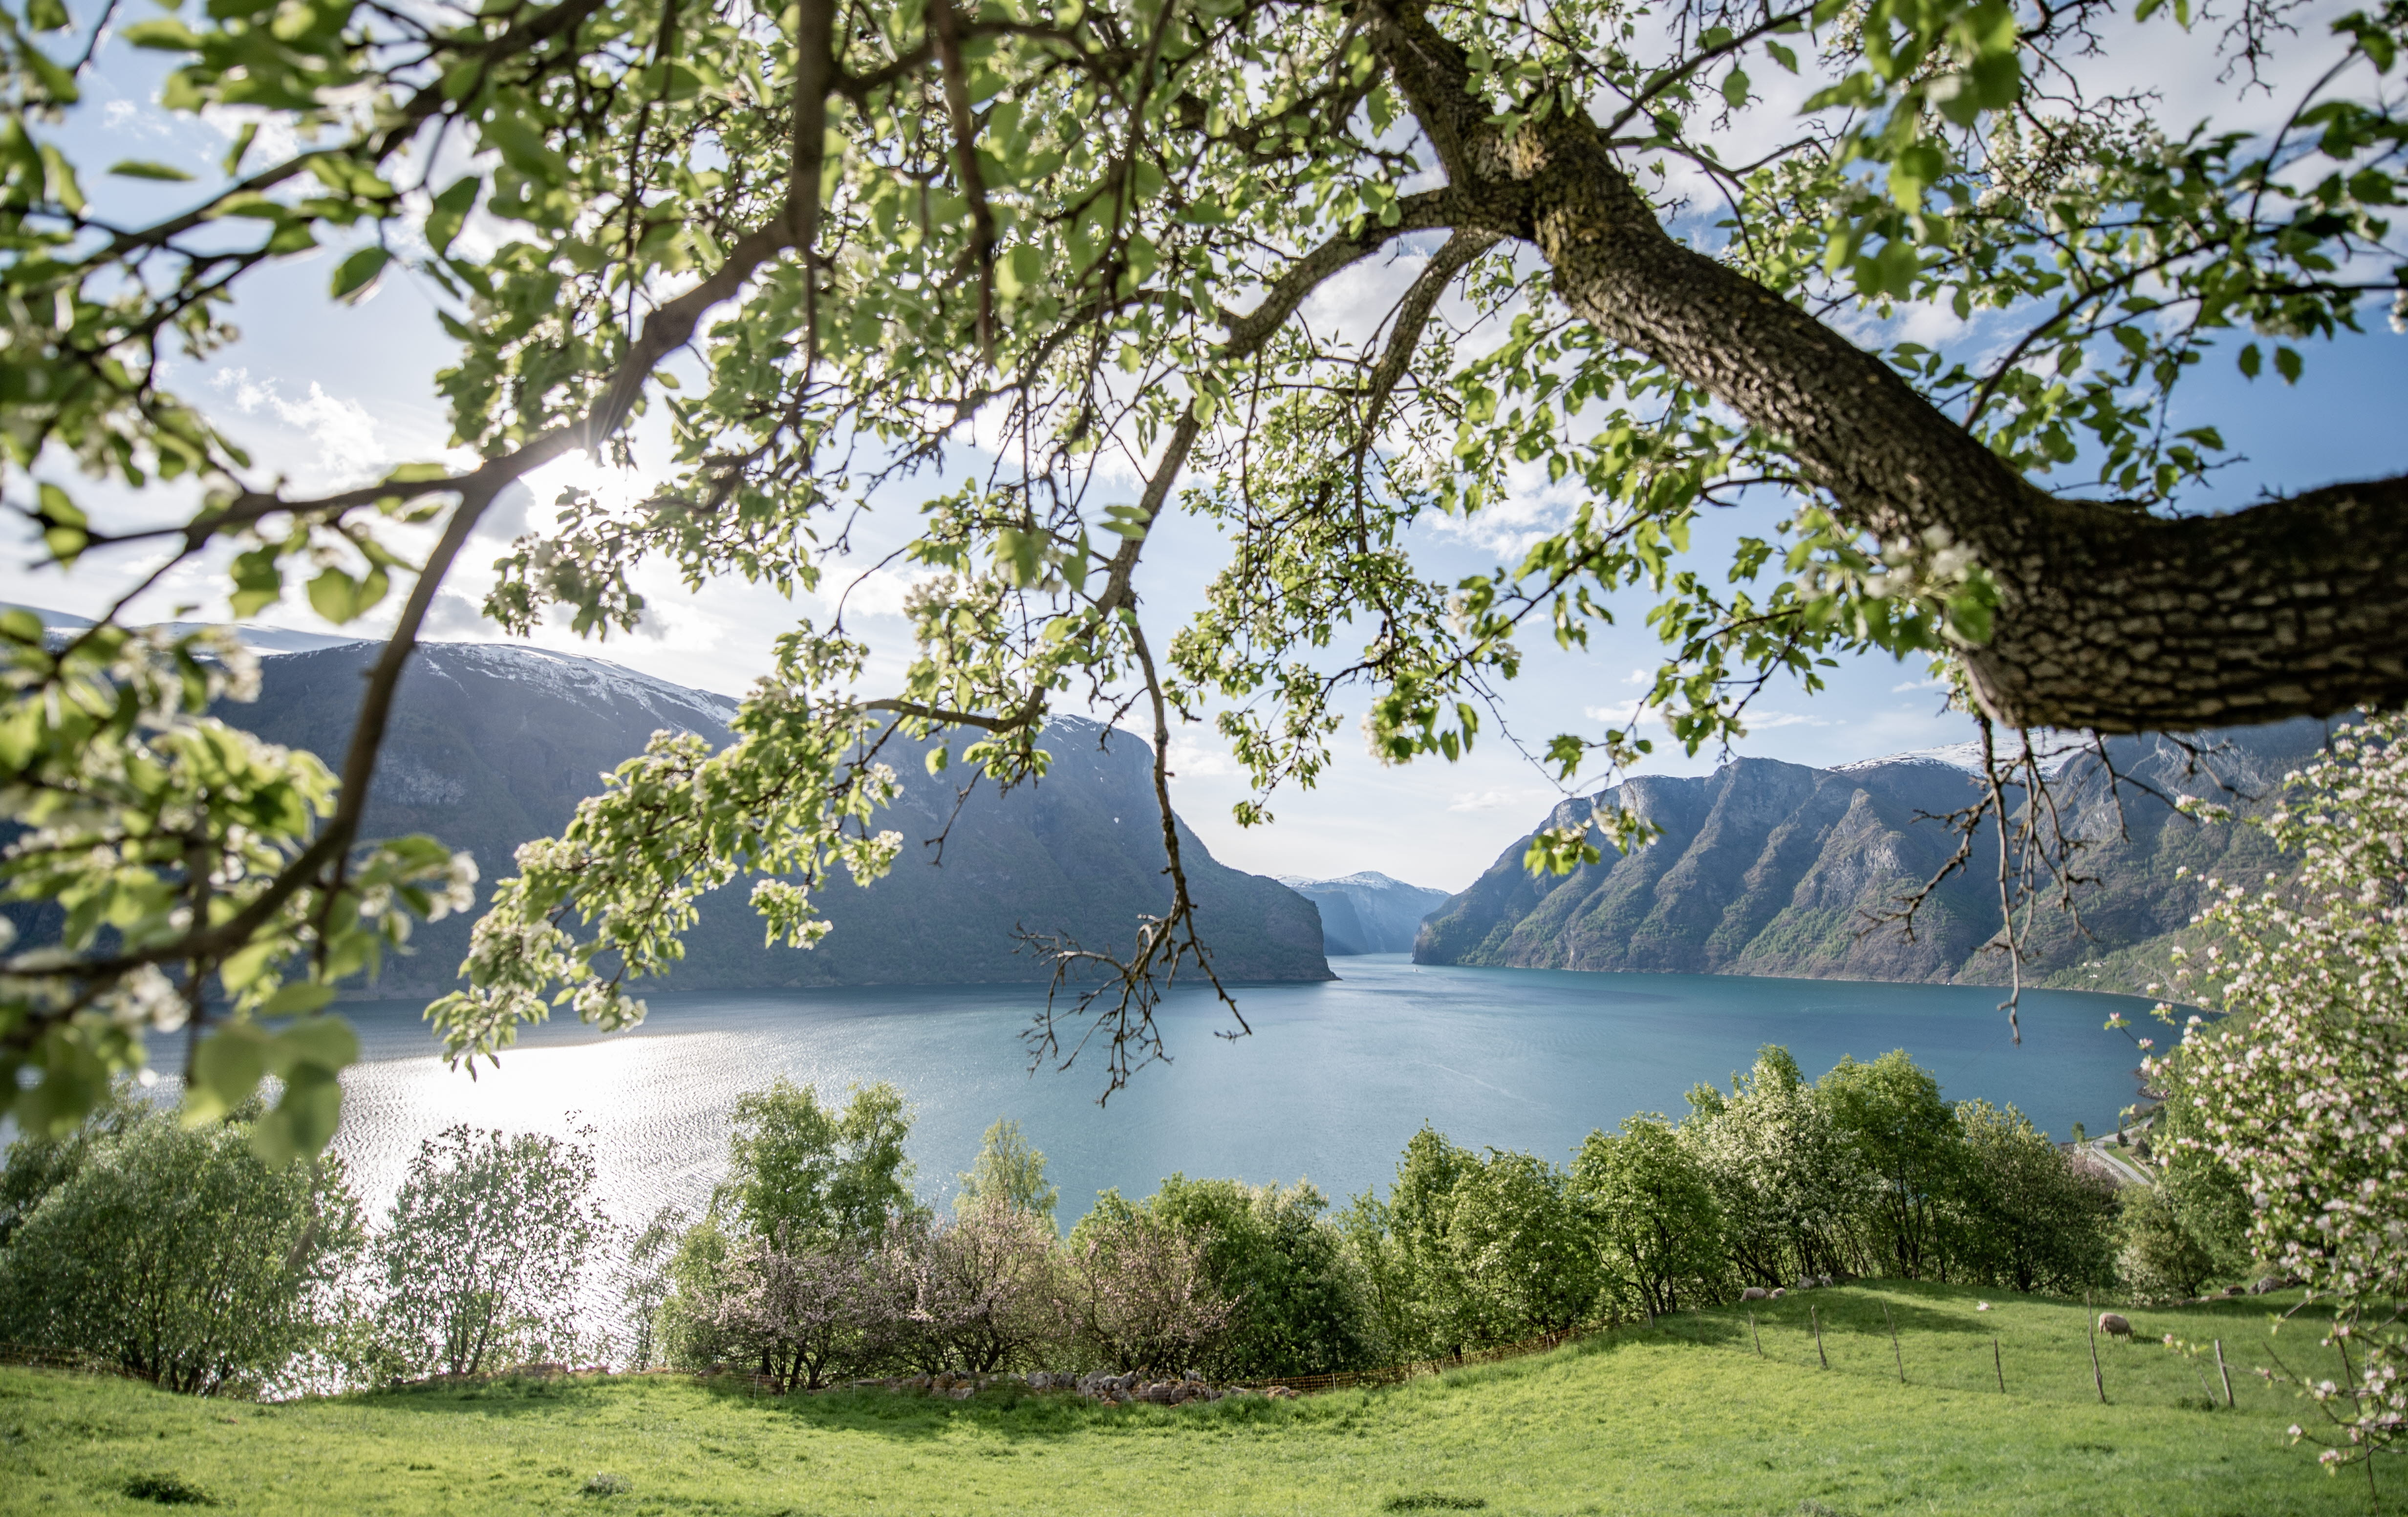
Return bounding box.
[1836,737,2087,777]
[422,642,740,729]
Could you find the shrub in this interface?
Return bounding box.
[2116,1186,2217,1302]
[1141,1175,1376,1379]
[0,1095,361,1395]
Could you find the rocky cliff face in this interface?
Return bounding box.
[1276,872,1454,955]
[1414,722,2333,987]
[190,641,1330,996]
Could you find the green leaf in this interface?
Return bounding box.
[118,16,201,48]
[1721,68,1751,107]
[305,565,388,623]
[108,159,196,182]
[425,175,479,256]
[251,1064,343,1164]
[2274,346,2302,383]
[269,1014,359,1074]
[229,549,282,618]
[1766,41,1800,73]
[186,1024,271,1125]
[329,246,391,303]
[258,982,336,1016]
[2237,342,2262,378]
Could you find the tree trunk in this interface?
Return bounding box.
[1367,0,2408,733]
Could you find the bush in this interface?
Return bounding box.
[2117,1186,2219,1302]
[0,1095,362,1394]
[1139,1175,1374,1379]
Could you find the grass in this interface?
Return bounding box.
[0,1283,2375,1517]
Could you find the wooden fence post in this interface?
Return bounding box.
[1993,1335,2005,1394]
[1884,1303,1904,1384]
[1750,1312,1763,1358]
[2086,1314,2107,1404]
[2215,1339,2234,1409]
[1811,1305,1829,1370]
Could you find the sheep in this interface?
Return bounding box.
[1741,1286,1770,1301]
[2097,1312,2133,1338]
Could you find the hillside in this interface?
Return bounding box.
[1275,872,1453,955]
[6,628,1330,996]
[1416,723,2331,990]
[0,1284,2353,1516]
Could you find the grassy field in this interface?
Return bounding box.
[0,1282,2377,1517]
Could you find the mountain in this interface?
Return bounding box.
[1414,721,2335,990]
[2,603,362,655]
[1276,872,1454,955]
[6,622,1331,996]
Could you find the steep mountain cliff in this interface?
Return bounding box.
[1276,872,1454,954]
[1414,722,2333,988]
[164,640,1332,996]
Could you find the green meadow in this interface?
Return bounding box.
[0,1284,2370,1517]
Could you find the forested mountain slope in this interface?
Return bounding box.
[220,642,1332,997]
[1414,723,2333,989]
[0,634,1329,997]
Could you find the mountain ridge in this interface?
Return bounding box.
[1413,722,2331,991]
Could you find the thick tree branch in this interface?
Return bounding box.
[1363,0,2408,734]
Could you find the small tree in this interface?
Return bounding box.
[1948,1100,2119,1295]
[0,1098,362,1394]
[1818,1052,1967,1280]
[1572,1116,1724,1317]
[1353,1126,1485,1359]
[1439,1149,1603,1346]
[371,1125,611,1379]
[955,1117,1059,1224]
[1683,1047,1873,1285]
[718,1080,919,1244]
[1064,1202,1233,1375]
[709,1227,885,1391]
[614,1206,688,1370]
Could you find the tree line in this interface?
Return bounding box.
[0,1048,2252,1396]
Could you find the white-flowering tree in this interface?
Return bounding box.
[2151,710,2408,1480]
[370,1124,613,1379]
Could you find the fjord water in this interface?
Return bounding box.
[333,957,2150,1229]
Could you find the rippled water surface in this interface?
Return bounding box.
[332,957,2150,1230]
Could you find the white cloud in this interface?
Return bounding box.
[1584,700,1659,727]
[833,564,936,621]
[1166,737,1244,779]
[1892,676,1949,694]
[210,368,385,485]
[1447,787,1556,813]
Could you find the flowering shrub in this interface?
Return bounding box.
[2151,710,2408,1470]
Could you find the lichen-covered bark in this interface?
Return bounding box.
[1366,0,2408,733]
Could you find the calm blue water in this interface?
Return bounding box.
[331,957,2150,1232]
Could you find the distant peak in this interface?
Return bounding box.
[1277,870,1445,894]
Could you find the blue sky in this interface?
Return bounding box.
[6,20,2403,893]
